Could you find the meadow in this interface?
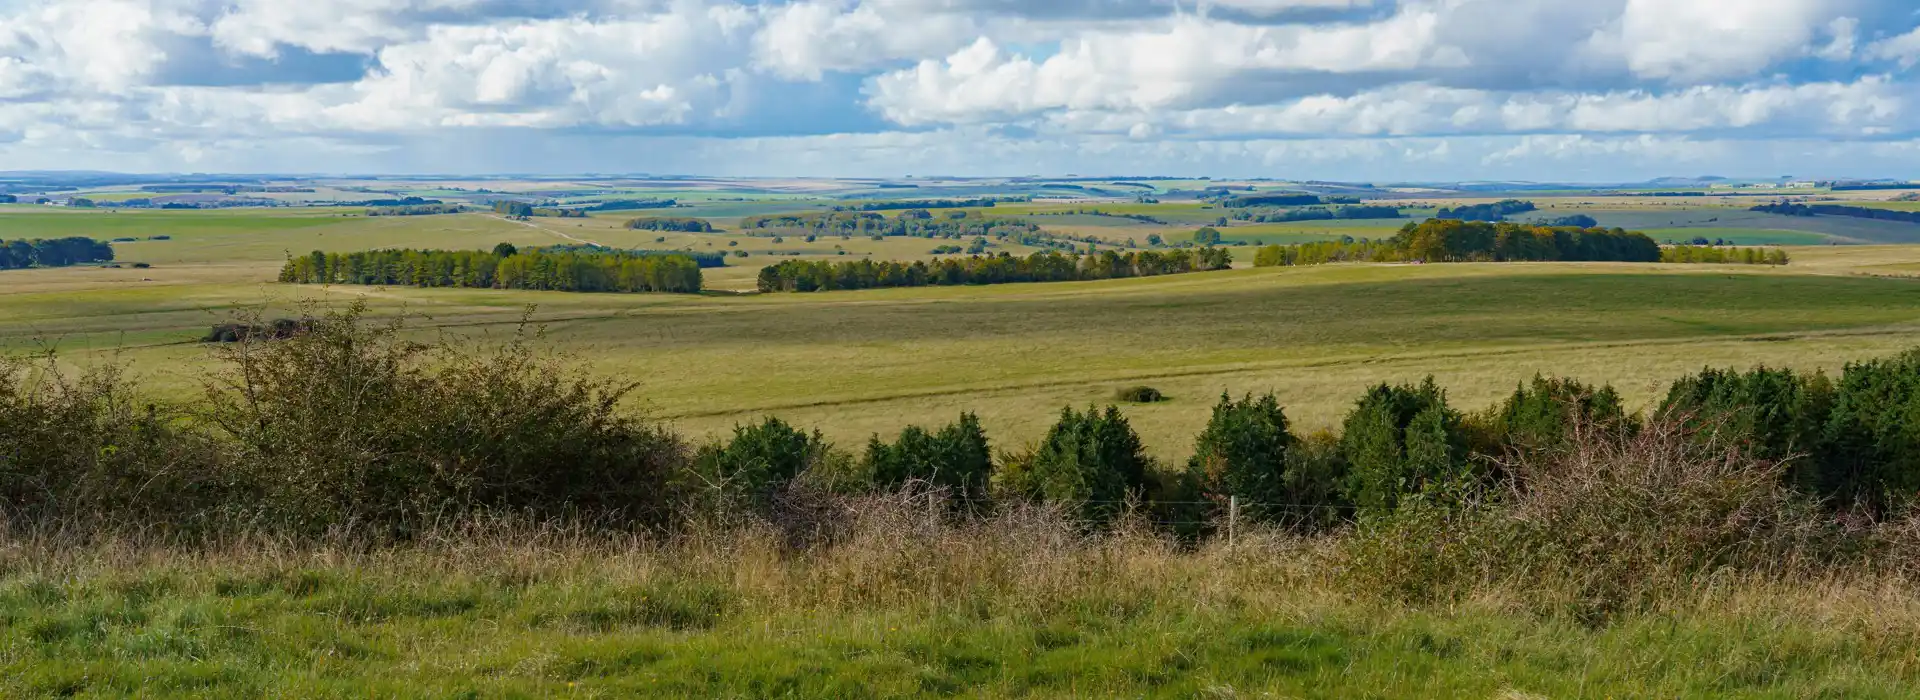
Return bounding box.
[11,198,1920,696]
[6,208,1920,459]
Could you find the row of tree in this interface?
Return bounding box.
[1437,199,1537,222]
[1752,201,1920,224]
[626,217,715,232]
[1660,245,1790,265]
[740,211,1044,239]
[277,246,704,293]
[366,204,464,216]
[1219,193,1361,208]
[726,348,1920,529]
[756,249,1232,292]
[1251,220,1663,266]
[0,237,115,269]
[1230,205,1402,223]
[832,198,1012,211]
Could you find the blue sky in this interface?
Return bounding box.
[5,0,1920,180]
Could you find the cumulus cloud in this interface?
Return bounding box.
[1586,0,1839,83]
[0,0,1917,177]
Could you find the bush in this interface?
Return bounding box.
[0,358,225,529]
[856,413,993,499]
[1340,378,1472,517]
[202,304,683,534]
[1344,418,1850,618]
[1821,351,1920,512]
[994,406,1153,523]
[683,417,837,516]
[1659,365,1831,493]
[1114,386,1165,403]
[1186,393,1312,525]
[1480,375,1632,458]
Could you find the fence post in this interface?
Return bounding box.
[1228,496,1238,549]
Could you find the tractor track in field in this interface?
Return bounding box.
[650,323,1920,419]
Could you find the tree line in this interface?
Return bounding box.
[1660,245,1790,265]
[1437,199,1537,222]
[1219,193,1361,208]
[1230,204,1402,223]
[22,304,1920,543]
[367,204,464,216]
[277,245,703,293]
[585,199,676,211]
[0,237,115,269]
[491,201,586,218]
[1253,220,1660,266]
[626,217,715,232]
[1751,200,1920,224]
[756,248,1232,292]
[832,198,1016,211]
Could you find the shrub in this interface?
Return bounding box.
[995,406,1152,523]
[1481,375,1632,458]
[202,304,683,534]
[683,417,837,516]
[1821,351,1920,512]
[1339,378,1471,517]
[1344,418,1849,618]
[1659,365,1831,494]
[857,413,993,499]
[1114,386,1165,403]
[1186,393,1314,525]
[0,357,225,529]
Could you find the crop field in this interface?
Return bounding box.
[12,197,1920,696]
[9,205,1920,460]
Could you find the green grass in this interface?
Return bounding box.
[14,256,1920,461]
[4,532,1917,699]
[1642,228,1835,245]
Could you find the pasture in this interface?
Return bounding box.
[9,204,1920,460]
[12,200,1920,697]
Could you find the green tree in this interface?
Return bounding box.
[1193,227,1223,246]
[1340,378,1469,517]
[684,418,835,513]
[997,406,1152,523]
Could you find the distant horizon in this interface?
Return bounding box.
[0,171,1903,188]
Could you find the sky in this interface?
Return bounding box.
[5,0,1920,180]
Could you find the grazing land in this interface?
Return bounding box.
[11,177,1920,696]
[7,206,1920,458]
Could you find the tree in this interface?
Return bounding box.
[1187,393,1312,524]
[1340,378,1469,517]
[491,242,518,258]
[686,418,834,513]
[1193,227,1223,246]
[860,413,992,499]
[997,406,1152,523]
[1147,234,1164,247]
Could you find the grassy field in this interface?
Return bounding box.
[13,204,1920,696]
[7,526,1918,698]
[10,223,1920,460]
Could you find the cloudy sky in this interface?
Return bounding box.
[5,0,1920,180]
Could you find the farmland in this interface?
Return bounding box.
[12,179,1920,696]
[8,200,1920,458]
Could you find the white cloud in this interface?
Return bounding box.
[752,0,976,79]
[1587,0,1836,83]
[0,0,1915,177]
[867,9,1466,124]
[1869,25,1920,68]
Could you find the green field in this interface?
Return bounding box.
[12,202,1920,696]
[9,206,1920,459]
[7,529,1918,698]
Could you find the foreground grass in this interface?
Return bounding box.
[3,530,1915,699]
